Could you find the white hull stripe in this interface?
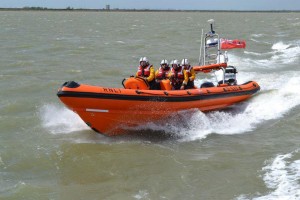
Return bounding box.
[86,108,109,113]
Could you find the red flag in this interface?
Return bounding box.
[220,39,246,49]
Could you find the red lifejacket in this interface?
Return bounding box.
[137,65,152,77]
[156,67,170,80]
[171,66,184,85]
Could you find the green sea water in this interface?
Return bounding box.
[1,11,300,199]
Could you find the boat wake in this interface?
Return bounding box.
[237,149,300,200]
[232,41,300,68]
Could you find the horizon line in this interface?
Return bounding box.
[0,7,300,12]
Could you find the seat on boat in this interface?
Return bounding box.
[160,79,172,90]
[122,77,150,90]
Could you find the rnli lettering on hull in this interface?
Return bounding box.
[103,88,122,93]
[86,108,109,113]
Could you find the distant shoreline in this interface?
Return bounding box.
[0,7,300,13]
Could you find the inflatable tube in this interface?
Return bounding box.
[57,80,260,135]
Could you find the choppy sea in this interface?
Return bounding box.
[0,11,300,199]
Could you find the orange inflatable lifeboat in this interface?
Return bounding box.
[57,76,260,135]
[57,19,260,136]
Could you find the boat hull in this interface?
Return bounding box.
[57,81,260,135]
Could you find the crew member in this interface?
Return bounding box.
[168,59,188,90]
[136,57,156,89]
[181,58,195,89]
[154,59,171,90]
[155,59,171,80]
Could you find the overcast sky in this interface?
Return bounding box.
[1,0,300,10]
